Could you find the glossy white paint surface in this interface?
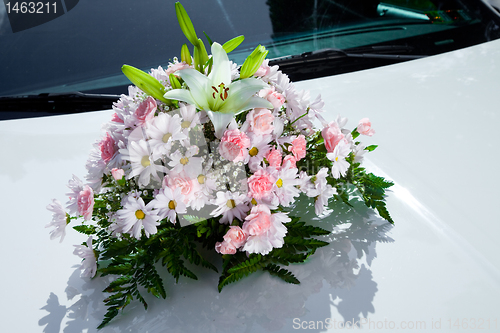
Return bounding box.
[1,39,500,332]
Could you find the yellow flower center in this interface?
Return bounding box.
[181,121,191,128]
[197,174,206,184]
[135,210,145,219]
[249,147,259,157]
[168,200,177,210]
[180,157,189,165]
[162,133,172,143]
[141,156,150,167]
[335,156,339,162]
[251,198,257,205]
[226,199,236,209]
[276,178,283,188]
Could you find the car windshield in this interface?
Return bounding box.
[1,0,499,97]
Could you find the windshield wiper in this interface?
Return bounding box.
[269,45,427,81]
[0,91,120,120]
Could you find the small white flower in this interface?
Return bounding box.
[146,113,187,159]
[210,191,249,224]
[327,141,351,179]
[122,140,166,187]
[46,199,68,242]
[151,186,187,223]
[167,146,203,178]
[313,168,337,215]
[65,174,84,215]
[115,194,161,239]
[272,161,301,207]
[73,236,97,278]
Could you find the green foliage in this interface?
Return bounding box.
[217,217,330,292]
[218,254,263,292]
[73,225,96,235]
[263,264,300,284]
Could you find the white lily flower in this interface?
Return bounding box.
[164,42,272,138]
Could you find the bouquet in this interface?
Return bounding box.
[46,2,393,328]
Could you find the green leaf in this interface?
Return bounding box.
[365,145,378,152]
[73,225,96,235]
[121,65,170,103]
[351,128,360,140]
[203,31,213,46]
[181,43,192,65]
[100,263,133,275]
[264,264,300,284]
[222,35,244,53]
[175,2,199,46]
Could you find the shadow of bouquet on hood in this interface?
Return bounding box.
[40,193,393,333]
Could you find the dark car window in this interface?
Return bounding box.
[1,0,499,97]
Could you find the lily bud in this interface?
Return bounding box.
[175,2,199,46]
[222,35,245,53]
[169,73,182,89]
[181,44,192,65]
[239,45,268,79]
[121,65,169,103]
[193,38,209,73]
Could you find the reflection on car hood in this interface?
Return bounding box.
[1,39,500,332]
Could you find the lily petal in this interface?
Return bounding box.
[235,96,274,114]
[163,89,198,107]
[206,110,236,138]
[176,68,211,111]
[209,42,232,88]
[219,79,272,113]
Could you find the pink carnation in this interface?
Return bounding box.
[215,240,237,255]
[242,204,272,236]
[282,155,297,169]
[288,135,306,160]
[254,60,271,77]
[111,113,124,123]
[219,129,250,162]
[266,148,282,168]
[165,62,191,76]
[259,87,285,109]
[322,121,345,153]
[135,96,156,125]
[77,185,94,220]
[357,118,375,136]
[246,108,274,135]
[164,172,200,204]
[99,132,116,163]
[248,169,276,201]
[223,226,247,248]
[111,168,125,180]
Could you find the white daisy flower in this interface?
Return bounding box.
[272,161,301,207]
[247,134,272,172]
[46,199,68,242]
[167,145,203,178]
[151,186,187,223]
[146,113,187,159]
[122,140,166,187]
[73,236,97,278]
[65,174,84,215]
[313,168,337,215]
[210,191,249,224]
[179,103,206,132]
[327,141,351,179]
[115,194,161,240]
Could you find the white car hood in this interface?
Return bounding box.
[1,39,499,332]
